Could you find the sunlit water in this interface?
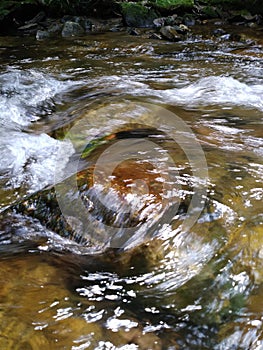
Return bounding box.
[0,26,262,349]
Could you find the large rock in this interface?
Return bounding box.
[61,21,85,37]
[150,0,195,15]
[2,127,189,252]
[121,3,158,28]
[36,29,50,40]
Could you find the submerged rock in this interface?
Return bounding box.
[1,126,189,252]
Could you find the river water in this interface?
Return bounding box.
[0,25,262,349]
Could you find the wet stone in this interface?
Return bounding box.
[72,16,92,31]
[18,23,38,31]
[90,18,123,32]
[153,17,166,28]
[61,21,85,37]
[26,11,46,25]
[153,14,180,28]
[47,22,63,34]
[176,24,190,34]
[213,28,227,36]
[122,3,158,28]
[183,15,195,26]
[128,28,141,36]
[5,127,189,251]
[36,30,50,40]
[149,32,163,40]
[160,25,183,41]
[247,22,258,28]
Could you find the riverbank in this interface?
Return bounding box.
[0,0,262,41]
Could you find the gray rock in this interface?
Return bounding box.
[63,16,92,32]
[26,11,46,25]
[48,22,63,34]
[89,18,123,33]
[184,16,195,26]
[18,23,38,31]
[153,17,166,28]
[61,21,85,37]
[160,26,183,41]
[165,14,180,26]
[213,28,226,36]
[153,14,181,28]
[36,30,50,40]
[76,18,92,32]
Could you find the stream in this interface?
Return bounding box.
[0,24,262,349]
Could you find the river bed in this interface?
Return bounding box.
[0,25,262,349]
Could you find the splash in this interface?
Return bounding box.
[0,68,78,129]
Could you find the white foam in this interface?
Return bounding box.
[163,76,263,110]
[0,68,78,198]
[0,68,76,128]
[101,75,263,111]
[0,131,74,193]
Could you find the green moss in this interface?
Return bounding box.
[152,0,194,9]
[121,2,158,27]
[121,2,149,14]
[81,136,110,159]
[202,5,218,18]
[203,0,244,3]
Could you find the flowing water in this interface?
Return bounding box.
[0,25,262,349]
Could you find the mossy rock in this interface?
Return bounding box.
[149,0,195,15]
[121,2,158,28]
[152,0,194,9]
[202,5,219,18]
[61,21,85,37]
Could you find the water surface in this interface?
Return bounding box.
[0,26,262,349]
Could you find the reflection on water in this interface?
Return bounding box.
[0,27,262,349]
